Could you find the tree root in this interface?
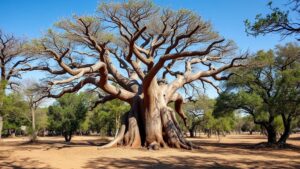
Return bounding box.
[98,124,126,149]
[98,110,141,149]
[160,107,202,150]
[98,106,202,150]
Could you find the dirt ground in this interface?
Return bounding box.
[0,134,300,169]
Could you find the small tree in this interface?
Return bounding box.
[183,95,215,137]
[2,93,29,137]
[215,43,300,145]
[48,93,88,142]
[241,116,256,134]
[20,80,46,142]
[202,111,216,138]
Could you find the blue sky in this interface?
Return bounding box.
[0,0,296,98]
[0,0,294,51]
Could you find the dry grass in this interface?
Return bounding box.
[0,134,300,169]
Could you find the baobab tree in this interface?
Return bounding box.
[27,0,245,149]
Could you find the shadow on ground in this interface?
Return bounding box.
[1,136,300,169]
[0,157,52,169]
[83,156,300,169]
[290,136,300,141]
[12,137,110,151]
[188,141,300,160]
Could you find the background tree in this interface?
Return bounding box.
[89,107,111,135]
[47,93,88,142]
[35,107,48,136]
[240,116,257,135]
[20,80,46,142]
[200,110,236,138]
[245,0,300,40]
[79,113,90,135]
[27,0,245,149]
[274,43,300,143]
[2,93,29,137]
[183,95,215,137]
[182,94,236,138]
[213,115,235,140]
[215,43,300,145]
[0,30,34,139]
[89,99,129,136]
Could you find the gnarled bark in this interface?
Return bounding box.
[99,81,199,150]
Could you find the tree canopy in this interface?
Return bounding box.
[48,93,88,142]
[245,0,300,40]
[215,43,300,145]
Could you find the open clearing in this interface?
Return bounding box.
[1,134,300,169]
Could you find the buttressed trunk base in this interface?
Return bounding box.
[100,87,197,150]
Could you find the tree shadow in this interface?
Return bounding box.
[13,137,110,150]
[290,136,300,141]
[192,139,300,151]
[187,141,300,160]
[83,156,300,169]
[227,135,266,140]
[83,156,236,169]
[0,157,52,169]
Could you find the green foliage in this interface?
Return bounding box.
[35,108,48,131]
[245,0,300,39]
[215,43,300,143]
[2,93,30,133]
[202,111,215,130]
[214,116,235,133]
[0,80,7,116]
[89,99,129,135]
[79,111,91,133]
[202,111,236,136]
[183,95,237,137]
[241,117,254,132]
[274,116,284,133]
[47,93,88,137]
[184,95,215,129]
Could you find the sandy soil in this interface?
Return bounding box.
[0,134,300,169]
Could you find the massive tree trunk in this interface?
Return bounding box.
[100,80,196,150]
